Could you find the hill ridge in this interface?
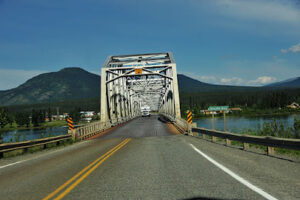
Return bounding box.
[1,68,300,106]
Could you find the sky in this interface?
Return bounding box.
[0,0,300,90]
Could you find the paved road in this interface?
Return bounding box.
[0,115,299,200]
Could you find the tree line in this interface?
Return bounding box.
[0,107,52,128]
[180,88,300,113]
[0,105,99,129]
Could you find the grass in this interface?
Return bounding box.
[274,147,300,158]
[0,120,68,132]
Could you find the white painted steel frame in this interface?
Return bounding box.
[100,52,181,123]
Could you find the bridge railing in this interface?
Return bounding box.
[159,113,189,134]
[192,127,300,155]
[71,116,135,140]
[0,135,72,158]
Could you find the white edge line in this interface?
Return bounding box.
[0,140,89,169]
[189,143,278,200]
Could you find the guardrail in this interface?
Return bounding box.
[192,127,300,155]
[0,116,136,159]
[0,134,72,158]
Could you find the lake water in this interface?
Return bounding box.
[194,114,300,133]
[0,126,68,143]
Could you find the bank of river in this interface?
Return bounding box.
[194,114,300,133]
[0,126,68,143]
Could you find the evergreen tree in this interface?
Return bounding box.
[15,112,30,127]
[7,114,14,127]
[69,108,81,124]
[32,109,40,127]
[294,117,300,138]
[48,107,52,122]
[0,106,8,128]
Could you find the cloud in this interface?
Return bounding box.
[280,49,288,54]
[180,72,246,86]
[90,70,100,75]
[289,43,300,53]
[281,43,300,54]
[220,77,244,85]
[212,0,300,25]
[248,76,276,85]
[195,75,217,83]
[0,68,47,90]
[179,72,217,83]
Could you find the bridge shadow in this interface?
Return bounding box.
[157,115,168,123]
[192,135,300,163]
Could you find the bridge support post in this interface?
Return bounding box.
[69,129,76,141]
[243,143,249,150]
[191,122,197,136]
[226,139,231,146]
[212,136,217,142]
[267,146,275,155]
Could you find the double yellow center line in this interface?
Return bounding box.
[43,138,131,200]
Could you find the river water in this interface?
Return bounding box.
[1,114,299,143]
[0,126,68,143]
[194,114,300,133]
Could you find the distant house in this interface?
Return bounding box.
[202,110,212,115]
[80,111,95,118]
[80,111,95,122]
[52,115,65,120]
[287,102,300,109]
[230,107,242,112]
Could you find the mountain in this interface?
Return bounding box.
[0,67,100,106]
[1,67,298,106]
[177,74,258,93]
[264,77,300,88]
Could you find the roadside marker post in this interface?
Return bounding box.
[187,110,192,124]
[67,117,75,141]
[67,117,74,130]
[186,110,193,135]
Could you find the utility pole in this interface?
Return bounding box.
[212,113,215,130]
[224,111,227,131]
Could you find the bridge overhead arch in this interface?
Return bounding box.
[100,52,181,123]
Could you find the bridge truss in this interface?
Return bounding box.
[100,52,181,123]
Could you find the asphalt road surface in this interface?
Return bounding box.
[0,115,299,200]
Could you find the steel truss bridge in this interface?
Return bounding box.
[100,52,181,123]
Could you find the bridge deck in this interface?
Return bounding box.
[0,116,299,199]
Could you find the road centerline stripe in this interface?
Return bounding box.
[43,139,131,200]
[189,143,278,200]
[54,138,131,200]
